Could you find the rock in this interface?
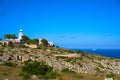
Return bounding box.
[105,78,114,80]
[31,75,39,80]
[22,55,30,62]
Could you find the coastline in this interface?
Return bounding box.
[71,49,120,59]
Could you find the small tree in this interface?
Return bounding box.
[4,34,11,39]
[8,41,14,48]
[33,39,39,44]
[11,34,17,39]
[41,38,48,47]
[27,39,39,44]
[4,34,17,39]
[22,35,30,43]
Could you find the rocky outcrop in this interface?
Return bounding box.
[0,47,120,74]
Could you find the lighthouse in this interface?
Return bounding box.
[18,29,23,40]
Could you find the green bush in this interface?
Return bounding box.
[66,50,74,53]
[8,41,14,48]
[61,68,75,73]
[0,49,4,53]
[21,61,57,79]
[64,58,72,62]
[78,63,83,67]
[76,50,83,54]
[3,62,16,67]
[76,74,84,79]
[106,73,115,78]
[23,50,29,53]
[44,71,57,79]
[41,38,48,47]
[95,67,103,73]
[95,62,104,68]
[19,72,30,80]
[56,56,66,59]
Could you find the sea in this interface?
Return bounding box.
[72,49,120,59]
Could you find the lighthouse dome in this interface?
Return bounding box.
[20,29,23,32]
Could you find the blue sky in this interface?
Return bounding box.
[0,0,120,49]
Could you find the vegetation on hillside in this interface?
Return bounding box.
[8,41,14,48]
[4,34,17,39]
[21,61,58,79]
[40,38,48,47]
[0,47,119,80]
[3,62,17,67]
[22,35,30,43]
[62,68,75,73]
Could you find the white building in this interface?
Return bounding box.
[18,29,23,40]
[39,39,54,47]
[5,29,24,43]
[48,42,54,46]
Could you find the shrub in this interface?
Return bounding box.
[61,68,75,73]
[40,38,48,47]
[23,50,29,53]
[78,63,83,67]
[95,67,100,72]
[44,71,58,79]
[3,62,16,67]
[64,58,72,62]
[106,73,115,78]
[21,61,57,79]
[95,62,104,68]
[76,50,83,54]
[76,74,84,79]
[56,56,66,59]
[8,41,14,48]
[66,50,74,53]
[0,49,4,53]
[19,72,30,80]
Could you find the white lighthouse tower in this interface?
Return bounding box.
[18,29,23,40]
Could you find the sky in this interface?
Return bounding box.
[0,0,120,49]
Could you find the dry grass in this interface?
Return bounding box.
[0,65,22,80]
[58,72,120,80]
